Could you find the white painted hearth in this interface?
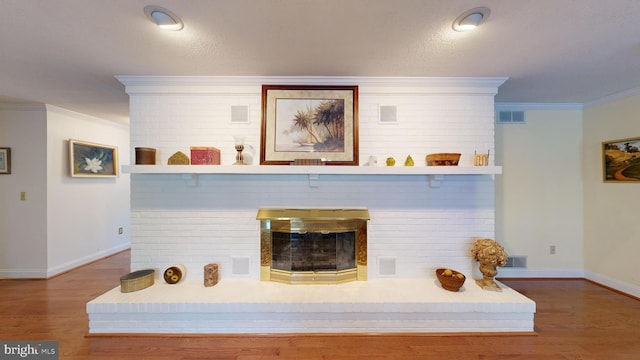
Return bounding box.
[86,76,536,334]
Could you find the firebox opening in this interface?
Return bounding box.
[272,231,356,272]
[257,208,369,284]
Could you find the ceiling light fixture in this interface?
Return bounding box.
[144,5,183,31]
[452,7,490,32]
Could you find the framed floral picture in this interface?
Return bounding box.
[260,85,359,165]
[0,147,11,174]
[602,137,640,182]
[69,140,118,177]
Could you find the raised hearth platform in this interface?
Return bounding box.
[87,278,535,334]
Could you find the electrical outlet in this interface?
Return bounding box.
[550,245,556,255]
[118,227,123,235]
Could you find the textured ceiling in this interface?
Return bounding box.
[1,0,639,124]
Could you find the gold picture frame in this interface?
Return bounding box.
[260,85,359,165]
[69,140,119,178]
[602,137,640,182]
[0,147,11,174]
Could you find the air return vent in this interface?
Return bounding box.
[231,105,249,123]
[497,110,525,124]
[504,256,527,268]
[378,105,397,124]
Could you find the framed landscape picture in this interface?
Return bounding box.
[260,85,359,165]
[0,147,11,174]
[69,140,118,178]
[602,137,640,182]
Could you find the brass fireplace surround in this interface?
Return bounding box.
[257,208,369,284]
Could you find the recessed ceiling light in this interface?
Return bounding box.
[452,7,490,32]
[144,5,183,31]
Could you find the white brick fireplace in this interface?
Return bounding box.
[87,76,536,334]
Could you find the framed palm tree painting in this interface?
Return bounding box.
[260,85,359,165]
[69,139,119,177]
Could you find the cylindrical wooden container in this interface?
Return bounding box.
[163,264,186,284]
[135,147,156,165]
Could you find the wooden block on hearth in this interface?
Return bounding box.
[204,263,219,287]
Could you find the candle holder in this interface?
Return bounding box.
[233,136,246,165]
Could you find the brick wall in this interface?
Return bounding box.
[123,77,502,281]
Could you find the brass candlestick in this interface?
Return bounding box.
[233,135,246,165]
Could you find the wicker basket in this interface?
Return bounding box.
[435,268,466,292]
[426,153,461,166]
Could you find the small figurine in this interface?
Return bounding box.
[404,155,414,166]
[386,157,396,166]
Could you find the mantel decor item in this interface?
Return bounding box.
[163,265,185,284]
[471,238,508,292]
[426,153,461,166]
[435,268,466,292]
[260,85,359,165]
[474,150,490,166]
[0,147,11,174]
[168,151,190,165]
[135,147,156,165]
[120,269,155,293]
[69,140,118,178]
[190,146,220,165]
[233,135,246,165]
[602,137,640,182]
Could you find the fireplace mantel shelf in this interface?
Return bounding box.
[122,165,501,187]
[122,164,501,175]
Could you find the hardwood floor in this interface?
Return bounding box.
[1,250,640,359]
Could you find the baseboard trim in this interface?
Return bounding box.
[86,331,538,338]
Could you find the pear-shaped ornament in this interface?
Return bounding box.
[404,155,414,166]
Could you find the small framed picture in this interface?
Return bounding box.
[0,147,11,174]
[602,137,640,182]
[260,84,359,165]
[69,140,119,178]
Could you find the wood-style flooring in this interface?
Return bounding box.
[1,250,640,359]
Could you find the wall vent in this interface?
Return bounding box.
[378,105,397,124]
[504,256,527,268]
[231,105,250,123]
[378,257,397,276]
[497,110,525,124]
[232,257,250,275]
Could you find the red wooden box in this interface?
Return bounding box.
[190,147,221,165]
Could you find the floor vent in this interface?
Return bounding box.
[497,110,525,124]
[504,256,527,268]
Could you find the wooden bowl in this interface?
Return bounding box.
[426,153,461,166]
[435,268,466,292]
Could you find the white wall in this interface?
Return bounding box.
[45,105,131,276]
[0,103,131,278]
[495,108,584,277]
[0,104,48,277]
[583,93,640,296]
[123,76,503,281]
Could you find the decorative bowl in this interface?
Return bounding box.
[436,268,466,292]
[426,153,461,166]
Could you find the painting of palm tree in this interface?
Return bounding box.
[261,85,358,165]
[277,99,345,152]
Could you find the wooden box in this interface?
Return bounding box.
[190,147,221,165]
[204,263,219,287]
